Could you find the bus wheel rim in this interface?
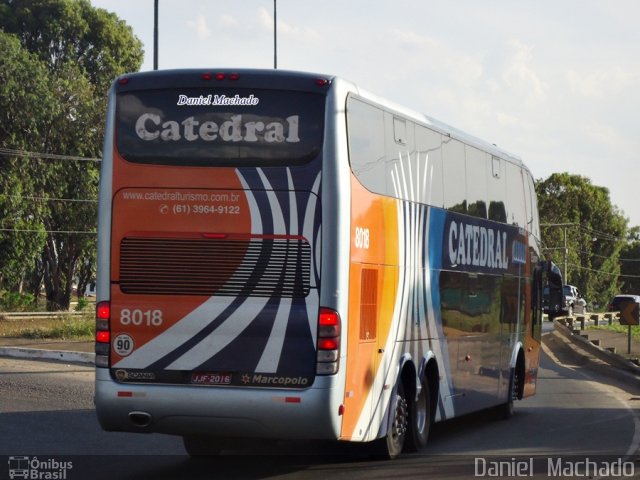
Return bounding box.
[392,394,408,440]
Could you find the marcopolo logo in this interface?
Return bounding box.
[240,373,309,387]
[8,456,73,479]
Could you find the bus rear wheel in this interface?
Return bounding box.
[502,365,521,419]
[405,378,431,451]
[373,381,409,459]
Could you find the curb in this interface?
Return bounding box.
[0,346,95,365]
[552,320,640,385]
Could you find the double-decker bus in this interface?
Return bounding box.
[95,69,561,458]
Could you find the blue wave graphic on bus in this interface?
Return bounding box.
[116,167,322,385]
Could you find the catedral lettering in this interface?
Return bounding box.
[135,113,300,143]
[448,220,509,269]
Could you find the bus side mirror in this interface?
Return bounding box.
[546,263,562,289]
[540,260,564,313]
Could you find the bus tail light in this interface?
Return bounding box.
[202,72,240,81]
[96,330,110,343]
[95,301,111,368]
[316,308,340,375]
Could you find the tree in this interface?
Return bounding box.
[619,227,640,294]
[39,62,100,310]
[0,0,143,309]
[0,31,50,293]
[536,173,627,310]
[0,0,143,94]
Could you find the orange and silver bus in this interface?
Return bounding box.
[95,69,561,458]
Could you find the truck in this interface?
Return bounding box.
[543,284,585,319]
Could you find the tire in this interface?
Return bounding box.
[373,381,409,459]
[182,435,224,457]
[405,378,431,452]
[502,367,520,419]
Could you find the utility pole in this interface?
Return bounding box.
[154,0,159,70]
[541,223,574,284]
[563,226,568,283]
[273,0,277,69]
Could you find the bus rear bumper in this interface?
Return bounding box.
[95,368,343,440]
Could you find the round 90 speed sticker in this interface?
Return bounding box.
[113,333,135,357]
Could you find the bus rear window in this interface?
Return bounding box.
[116,88,325,166]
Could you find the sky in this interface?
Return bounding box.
[91,0,640,227]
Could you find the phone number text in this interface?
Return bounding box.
[172,204,241,215]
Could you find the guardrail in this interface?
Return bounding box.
[0,311,86,320]
[552,312,620,327]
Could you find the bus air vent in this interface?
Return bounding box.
[119,237,311,298]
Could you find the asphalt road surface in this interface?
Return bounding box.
[1,330,639,479]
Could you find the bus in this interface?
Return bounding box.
[95,69,562,458]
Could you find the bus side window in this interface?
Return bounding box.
[506,163,527,228]
[346,97,386,194]
[442,137,466,214]
[415,125,444,208]
[488,156,507,223]
[523,169,534,228]
[393,117,407,145]
[465,145,488,219]
[384,112,415,201]
[526,172,540,240]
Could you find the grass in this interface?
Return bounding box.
[0,313,95,340]
[588,323,640,343]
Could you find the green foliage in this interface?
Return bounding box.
[0,31,49,290]
[0,291,36,311]
[17,314,94,339]
[0,0,143,309]
[47,315,94,339]
[0,0,144,94]
[620,229,640,294]
[589,324,640,344]
[536,173,627,309]
[74,297,89,311]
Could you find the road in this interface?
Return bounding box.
[1,328,639,479]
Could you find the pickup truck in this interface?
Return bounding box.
[543,284,585,319]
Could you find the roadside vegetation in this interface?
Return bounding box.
[0,0,143,311]
[0,313,94,340]
[536,173,636,310]
[0,289,94,340]
[588,323,640,343]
